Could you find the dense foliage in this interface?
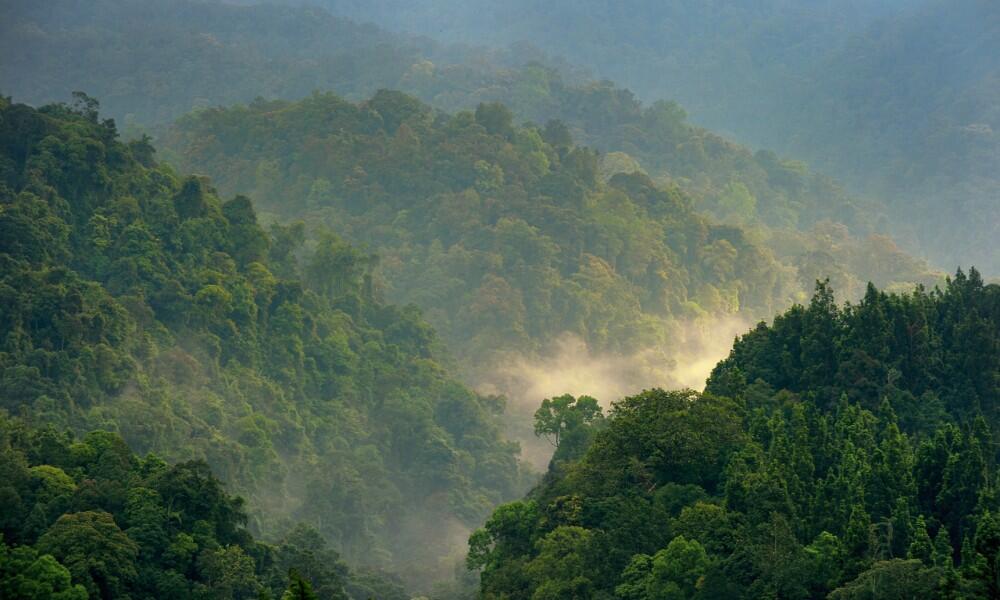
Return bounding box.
[0,0,948,278]
[160,90,937,382]
[394,62,947,301]
[0,95,527,587]
[326,0,1000,274]
[0,0,870,234]
[0,412,410,600]
[470,274,1000,599]
[386,61,881,236]
[161,90,785,364]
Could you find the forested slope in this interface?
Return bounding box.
[0,0,860,231]
[470,273,1000,598]
[160,91,939,385]
[1,0,946,293]
[784,0,1000,272]
[320,0,1000,274]
[0,413,397,600]
[0,95,527,588]
[400,62,880,237]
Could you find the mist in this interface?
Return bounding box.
[477,316,753,469]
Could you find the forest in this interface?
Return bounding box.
[0,0,996,598]
[0,0,968,272]
[0,96,528,592]
[158,89,939,385]
[324,0,1000,274]
[0,411,397,600]
[471,273,1000,598]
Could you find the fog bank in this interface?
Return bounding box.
[478,316,754,469]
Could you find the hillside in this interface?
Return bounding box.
[0,412,408,600]
[0,0,929,252]
[322,0,900,130]
[159,91,939,387]
[393,61,879,236]
[4,2,996,599]
[0,95,527,589]
[322,0,1000,274]
[784,0,1000,272]
[469,273,1000,598]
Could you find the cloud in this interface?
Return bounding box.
[476,315,753,468]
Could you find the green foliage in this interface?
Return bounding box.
[616,536,710,600]
[0,413,417,599]
[0,536,87,600]
[282,569,319,600]
[2,0,946,302]
[828,560,943,600]
[471,278,1000,599]
[533,394,603,465]
[161,90,836,377]
[526,526,596,600]
[709,273,999,426]
[0,97,526,587]
[271,525,349,600]
[327,0,1000,273]
[1,0,944,390]
[0,416,246,598]
[37,511,139,599]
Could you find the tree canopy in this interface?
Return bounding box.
[0,95,527,589]
[160,90,940,390]
[470,276,1000,599]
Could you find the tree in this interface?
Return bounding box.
[281,569,318,600]
[907,516,933,565]
[367,89,430,134]
[198,545,260,600]
[526,526,596,600]
[37,511,138,599]
[828,559,941,600]
[0,536,87,600]
[475,102,514,138]
[173,177,211,220]
[617,535,710,600]
[973,511,1000,598]
[533,394,603,450]
[468,500,540,571]
[739,513,811,599]
[274,525,349,600]
[542,119,573,148]
[805,531,845,595]
[468,501,540,599]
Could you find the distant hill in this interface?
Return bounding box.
[0,0,946,278]
[160,89,940,390]
[315,0,1000,273]
[0,0,435,124]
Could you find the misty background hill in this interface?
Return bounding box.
[315,0,1000,274]
[3,0,995,274]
